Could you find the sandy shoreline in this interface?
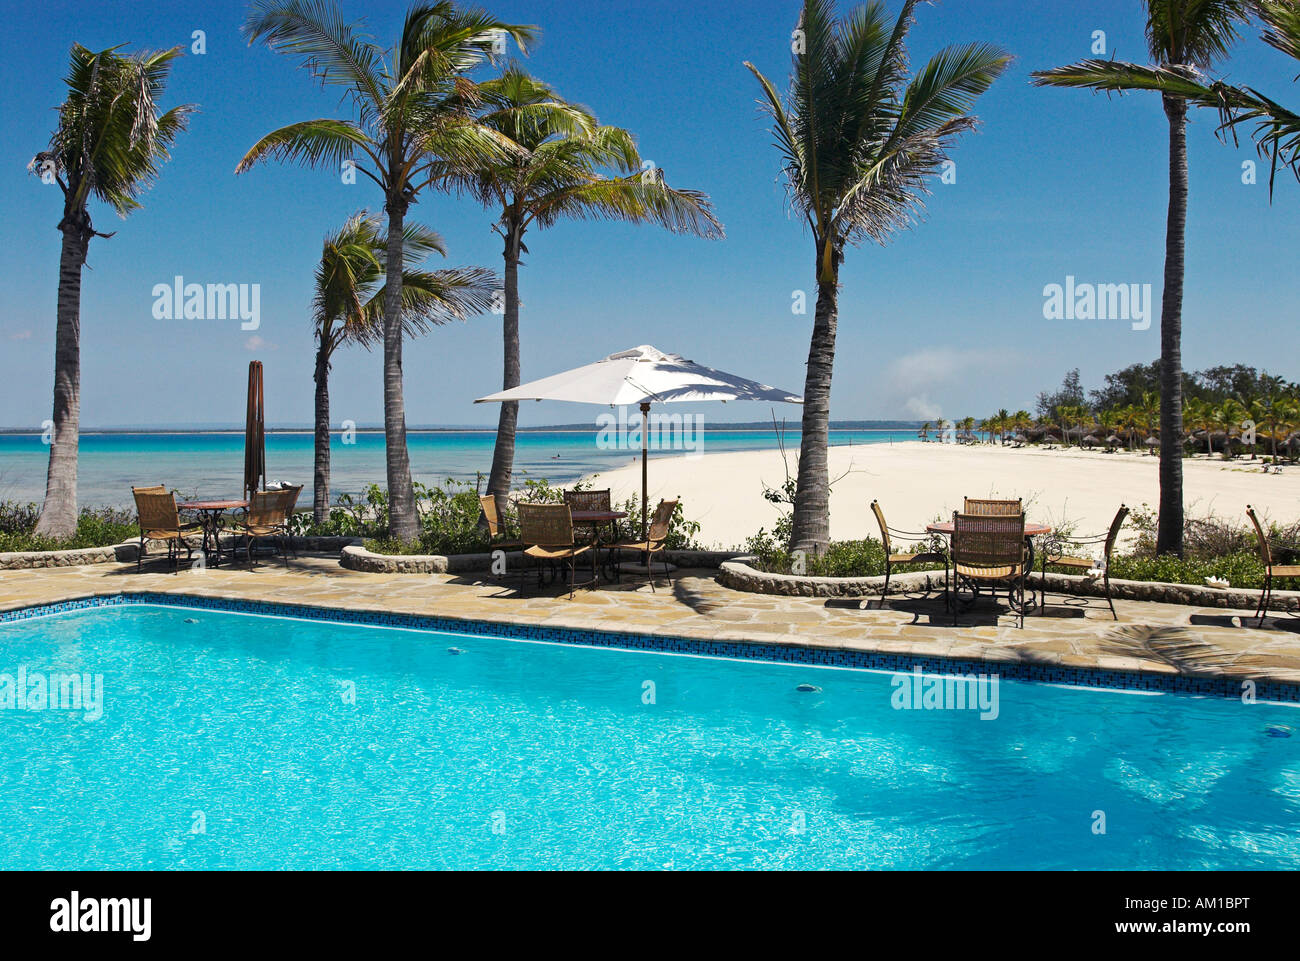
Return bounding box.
[586,441,1300,549]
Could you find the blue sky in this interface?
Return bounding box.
[2,0,1297,429]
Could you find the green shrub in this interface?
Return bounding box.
[0,502,138,552]
[318,477,703,557]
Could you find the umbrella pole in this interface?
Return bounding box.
[640,401,650,548]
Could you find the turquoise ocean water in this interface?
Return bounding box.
[2,604,1297,870]
[0,429,915,507]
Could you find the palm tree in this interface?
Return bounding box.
[1098,407,1122,447]
[1119,404,1139,450]
[311,212,496,523]
[918,421,932,442]
[1253,374,1295,461]
[1011,409,1032,442]
[27,45,192,539]
[239,0,536,544]
[958,416,977,444]
[1217,397,1247,456]
[994,407,1011,444]
[747,0,1008,554]
[1185,396,1216,455]
[440,66,722,518]
[1033,0,1252,557]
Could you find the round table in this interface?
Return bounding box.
[926,520,1053,613]
[570,510,629,580]
[179,500,248,568]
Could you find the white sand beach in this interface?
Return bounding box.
[590,441,1300,549]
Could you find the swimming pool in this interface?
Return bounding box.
[2,601,1297,869]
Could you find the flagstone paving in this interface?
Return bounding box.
[2,554,1299,687]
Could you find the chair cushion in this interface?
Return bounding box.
[611,540,664,552]
[1053,556,1095,569]
[955,563,1023,579]
[229,525,281,537]
[525,544,591,560]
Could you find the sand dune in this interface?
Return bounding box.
[587,440,1300,549]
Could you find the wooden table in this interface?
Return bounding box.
[179,500,248,568]
[926,521,1052,538]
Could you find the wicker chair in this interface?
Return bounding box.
[279,484,304,556]
[611,499,678,592]
[518,502,595,598]
[869,500,948,609]
[1247,505,1300,626]
[563,489,613,544]
[479,494,524,552]
[963,497,1023,516]
[563,488,612,513]
[131,487,201,573]
[951,511,1029,628]
[227,490,294,568]
[1043,505,1128,620]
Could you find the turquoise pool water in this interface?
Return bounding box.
[2,604,1297,870]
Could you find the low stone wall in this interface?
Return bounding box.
[718,556,1300,611]
[1036,570,1300,613]
[340,545,743,575]
[718,558,947,598]
[0,535,361,571]
[0,541,140,570]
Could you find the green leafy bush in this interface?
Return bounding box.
[297,476,704,557]
[0,502,138,552]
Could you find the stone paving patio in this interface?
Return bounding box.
[3,553,1300,687]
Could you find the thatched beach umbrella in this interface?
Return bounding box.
[1144,435,1159,454]
[1082,433,1101,448]
[244,360,266,500]
[1106,433,1122,449]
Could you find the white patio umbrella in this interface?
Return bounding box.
[476,345,803,540]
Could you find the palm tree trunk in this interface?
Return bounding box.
[383,198,419,544]
[34,219,90,540]
[790,253,839,555]
[312,342,331,526]
[486,222,522,520]
[1156,94,1187,557]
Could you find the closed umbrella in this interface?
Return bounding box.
[476,345,802,541]
[244,361,266,500]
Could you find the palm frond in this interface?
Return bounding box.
[235,118,373,174]
[244,0,389,123]
[315,210,497,351]
[530,176,723,238]
[40,43,194,218]
[751,0,1005,266]
[1145,0,1252,67]
[1030,58,1216,96]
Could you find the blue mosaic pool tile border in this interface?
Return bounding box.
[4,591,1298,703]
